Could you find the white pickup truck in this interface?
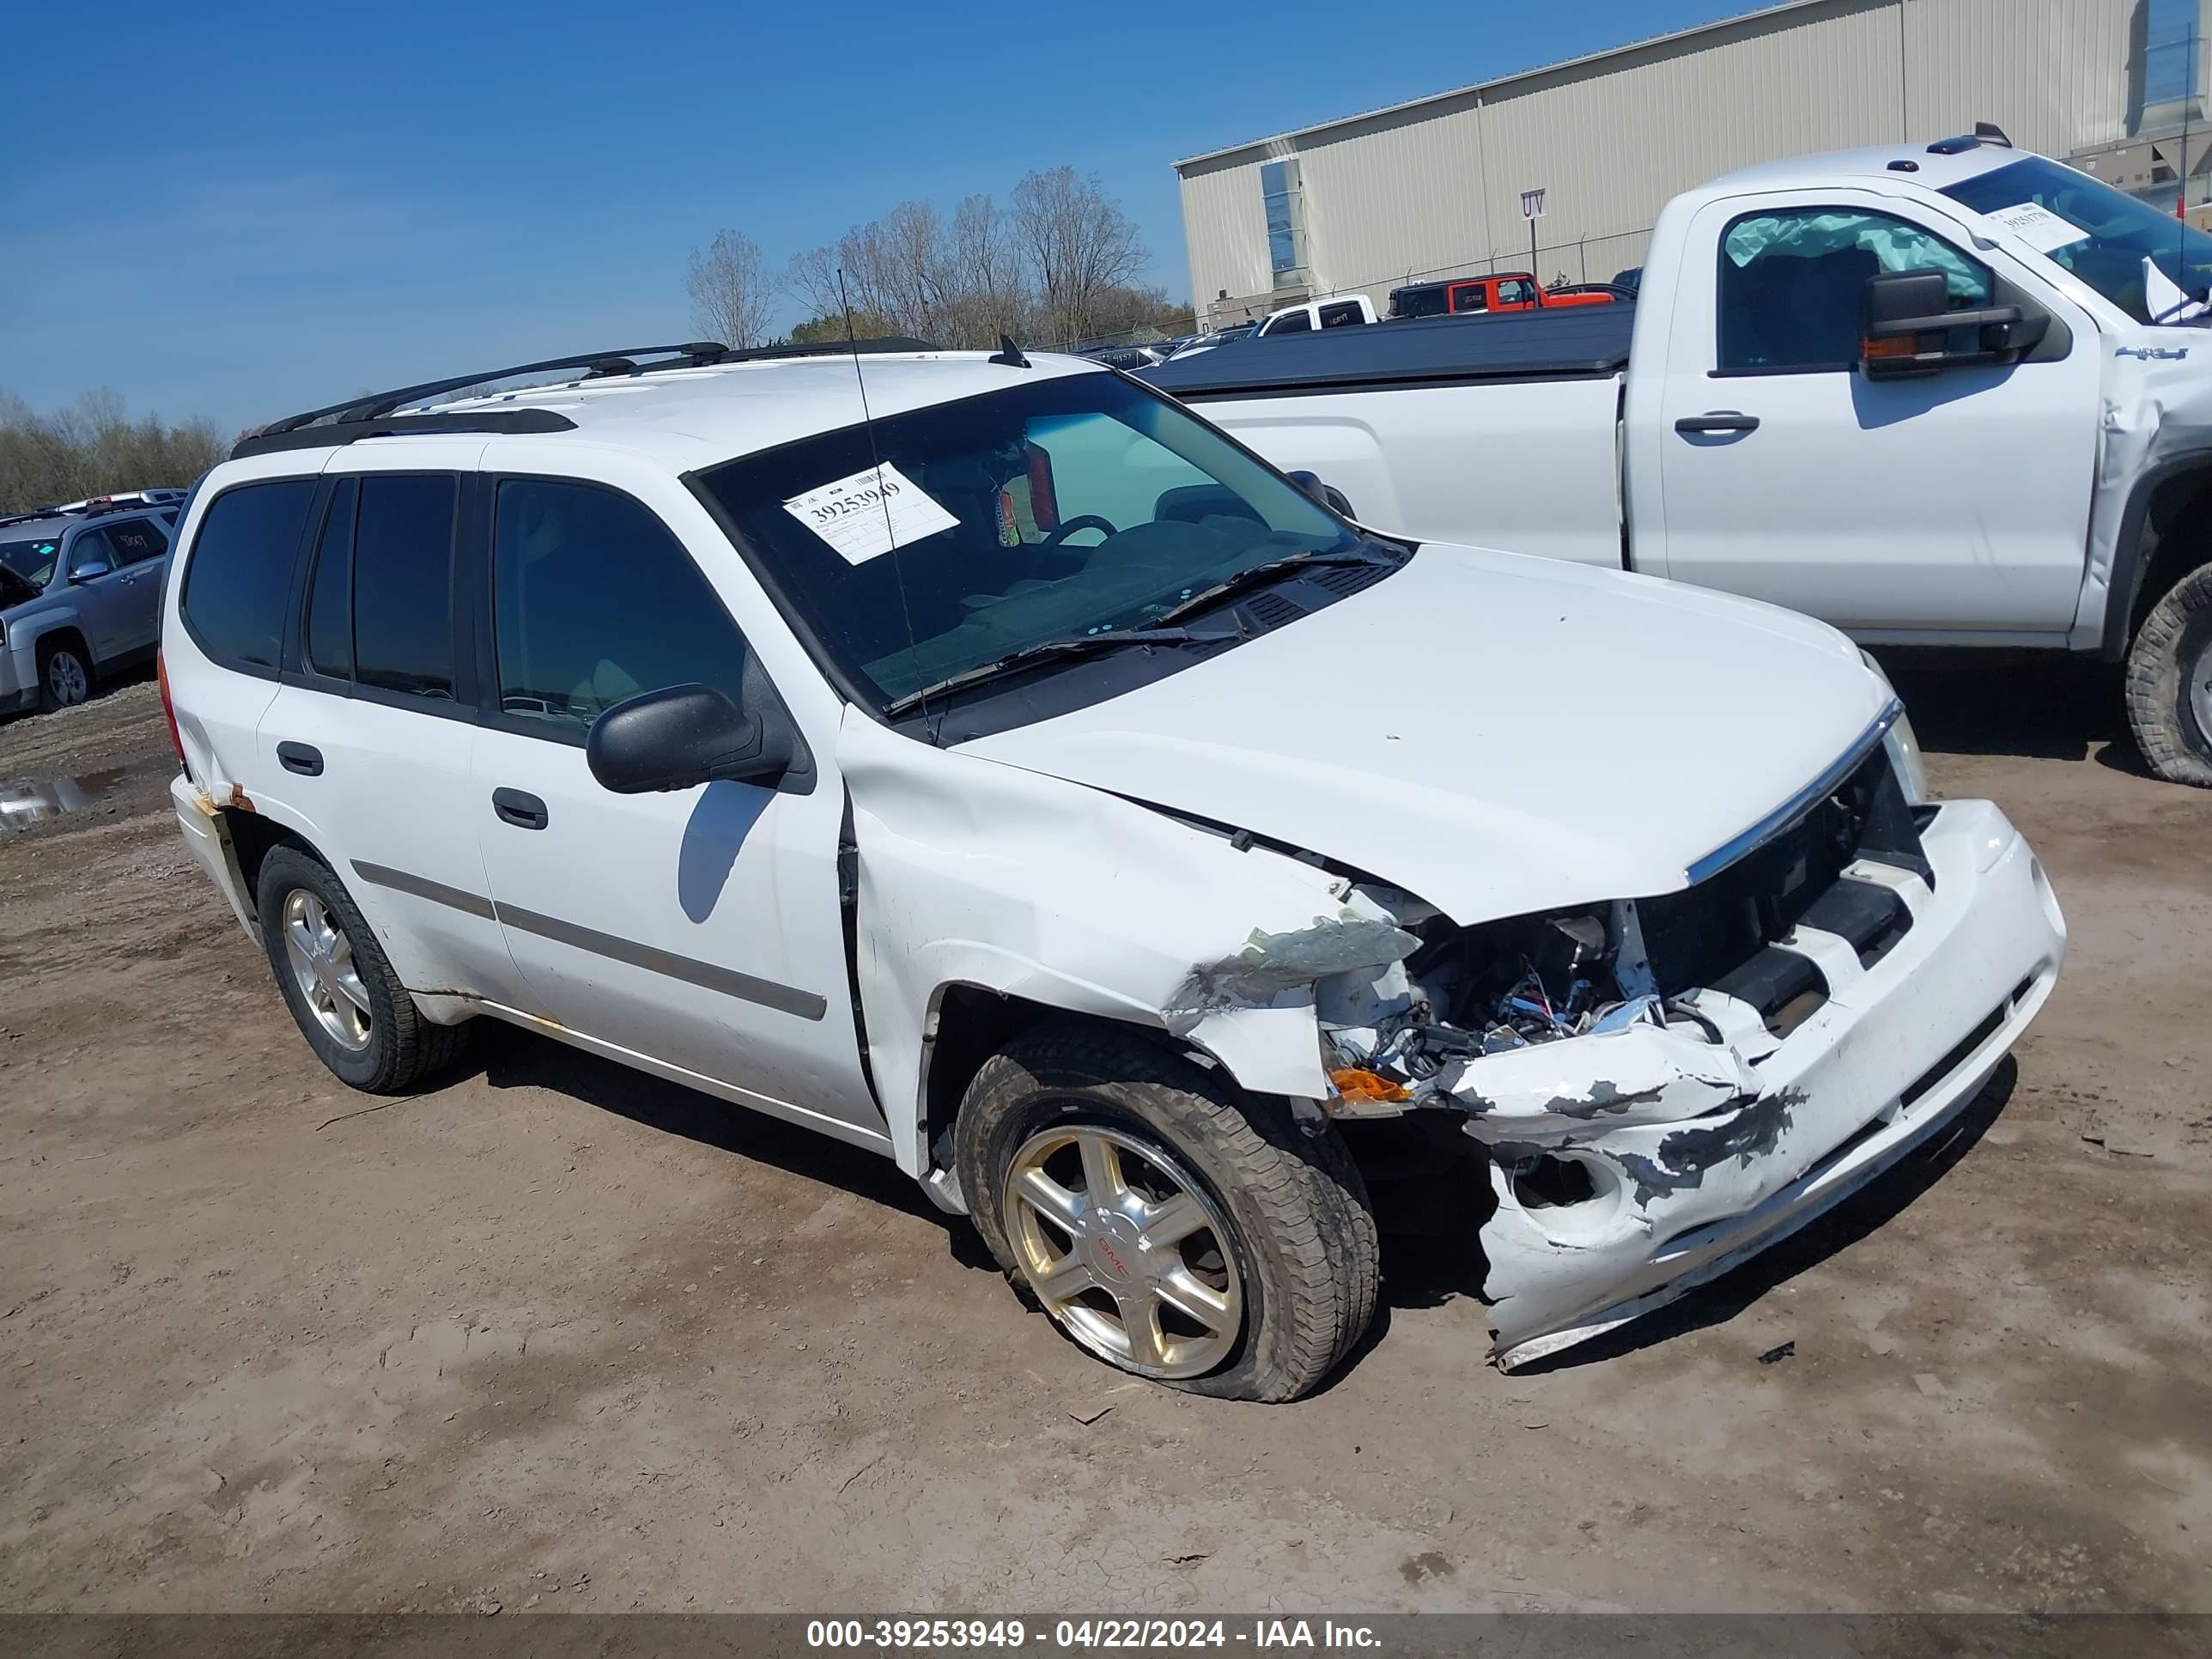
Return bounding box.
[1146,130,2212,787]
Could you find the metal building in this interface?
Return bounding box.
[1175,0,2207,326]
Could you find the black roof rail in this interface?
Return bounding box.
[241,335,945,459]
[712,336,938,363]
[258,343,730,436]
[231,408,580,461]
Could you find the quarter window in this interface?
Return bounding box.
[351,475,458,700]
[491,478,750,734]
[1718,208,1993,372]
[179,479,317,672]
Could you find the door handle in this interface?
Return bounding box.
[276,742,324,777]
[1674,410,1761,434]
[492,787,549,830]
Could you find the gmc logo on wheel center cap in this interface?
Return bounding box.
[1095,1239,1132,1280]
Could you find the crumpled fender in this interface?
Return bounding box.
[836,713,1414,1176]
[2078,341,2212,652]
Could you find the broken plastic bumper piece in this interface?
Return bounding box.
[1467,799,2064,1370]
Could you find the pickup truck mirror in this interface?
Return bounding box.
[1285,469,1357,520]
[1861,267,2050,379]
[586,683,796,793]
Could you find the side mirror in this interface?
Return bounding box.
[1285,470,1357,520]
[586,684,795,793]
[1861,267,2049,379]
[70,560,112,583]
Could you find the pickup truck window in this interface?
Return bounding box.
[697,373,1360,716]
[1318,301,1366,327]
[1268,309,1312,334]
[1718,208,1990,371]
[492,477,753,733]
[1943,155,2212,325]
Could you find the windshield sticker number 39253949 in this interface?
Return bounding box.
[784,463,961,566]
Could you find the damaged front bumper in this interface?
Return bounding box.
[1456,799,2063,1368]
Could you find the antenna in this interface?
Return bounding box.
[988,333,1031,369]
[837,268,929,720]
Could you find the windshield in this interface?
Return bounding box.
[1,535,64,593]
[1943,155,2212,324]
[697,372,1362,711]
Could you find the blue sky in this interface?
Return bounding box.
[3,0,1755,434]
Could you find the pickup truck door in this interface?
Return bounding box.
[465,471,887,1152]
[1643,190,2100,636]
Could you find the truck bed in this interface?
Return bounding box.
[1142,306,1635,399]
[1146,310,1632,571]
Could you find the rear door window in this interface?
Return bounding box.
[351,475,459,700]
[179,479,318,672]
[104,520,168,566]
[1318,301,1365,327]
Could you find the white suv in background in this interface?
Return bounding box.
[161,342,2064,1399]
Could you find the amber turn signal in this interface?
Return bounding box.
[1329,1066,1413,1103]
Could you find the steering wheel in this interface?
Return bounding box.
[1042,514,1118,547]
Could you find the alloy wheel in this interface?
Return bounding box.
[282,889,374,1052]
[1002,1124,1245,1378]
[46,651,88,707]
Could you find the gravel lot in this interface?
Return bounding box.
[1,660,2206,1615]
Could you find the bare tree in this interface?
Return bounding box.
[686,229,778,349]
[1011,167,1146,348]
[0,388,226,513]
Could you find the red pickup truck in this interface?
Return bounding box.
[1389,271,1622,319]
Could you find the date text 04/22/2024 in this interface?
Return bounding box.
[804,1620,1384,1650]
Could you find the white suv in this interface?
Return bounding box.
[162,343,2066,1399]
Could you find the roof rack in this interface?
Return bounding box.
[258,343,732,436]
[234,335,947,462]
[232,407,581,461]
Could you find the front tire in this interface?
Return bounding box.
[2125,562,2212,788]
[956,1022,1378,1402]
[254,846,471,1093]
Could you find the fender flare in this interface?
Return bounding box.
[2101,447,2212,659]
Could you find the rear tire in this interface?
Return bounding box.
[956,1021,1378,1402]
[254,846,472,1093]
[2124,562,2212,788]
[37,639,91,713]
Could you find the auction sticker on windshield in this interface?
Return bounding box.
[785,463,960,565]
[1984,201,2090,254]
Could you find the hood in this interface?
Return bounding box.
[960,543,1890,924]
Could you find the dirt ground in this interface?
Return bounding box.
[0,659,2206,1617]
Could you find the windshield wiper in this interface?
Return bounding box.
[883,626,1231,717]
[1147,542,1405,629]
